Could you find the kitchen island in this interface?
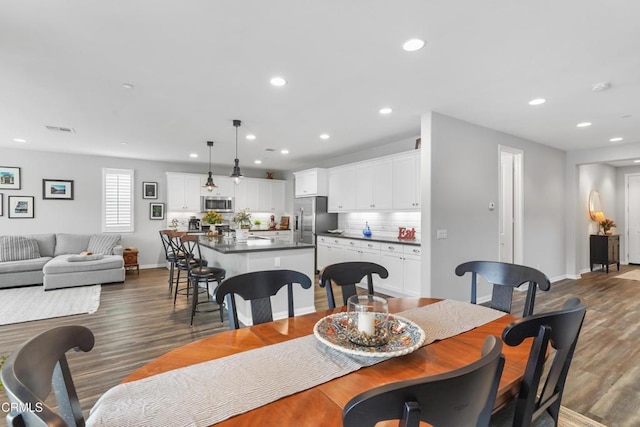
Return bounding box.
[198,236,316,326]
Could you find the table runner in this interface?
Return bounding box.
[86,300,505,427]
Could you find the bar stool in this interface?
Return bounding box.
[159,230,182,293]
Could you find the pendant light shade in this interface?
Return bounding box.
[230,119,243,184]
[204,141,217,191]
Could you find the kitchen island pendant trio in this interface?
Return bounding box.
[230,119,243,184]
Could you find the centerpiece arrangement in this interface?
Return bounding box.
[600,218,616,235]
[202,210,224,225]
[233,209,252,242]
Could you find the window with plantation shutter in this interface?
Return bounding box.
[102,168,134,233]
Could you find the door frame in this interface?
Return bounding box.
[498,145,524,264]
[624,173,640,264]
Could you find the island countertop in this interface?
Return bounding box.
[316,232,421,246]
[198,236,314,254]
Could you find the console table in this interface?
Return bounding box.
[590,234,620,273]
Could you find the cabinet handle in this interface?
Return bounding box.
[388,246,395,250]
[368,244,373,248]
[413,249,420,253]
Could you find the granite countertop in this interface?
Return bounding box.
[316,232,421,247]
[198,236,315,254]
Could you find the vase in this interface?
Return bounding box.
[236,229,249,243]
[605,229,613,235]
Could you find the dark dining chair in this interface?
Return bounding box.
[490,297,587,427]
[173,234,209,306]
[159,229,183,293]
[318,262,389,309]
[455,261,551,317]
[214,269,312,330]
[1,325,95,427]
[178,234,226,326]
[343,335,505,427]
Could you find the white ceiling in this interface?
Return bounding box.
[2,0,640,171]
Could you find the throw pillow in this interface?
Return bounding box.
[0,236,41,262]
[87,234,121,255]
[68,254,104,262]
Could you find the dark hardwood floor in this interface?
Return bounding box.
[1,265,638,425]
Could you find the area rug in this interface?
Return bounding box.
[0,285,101,326]
[615,270,640,281]
[491,404,607,426]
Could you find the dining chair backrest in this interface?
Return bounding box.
[455,260,551,317]
[1,325,95,427]
[159,230,184,259]
[342,335,505,427]
[318,262,389,309]
[214,270,312,329]
[498,296,586,427]
[178,234,204,271]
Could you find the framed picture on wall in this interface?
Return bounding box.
[0,193,3,216]
[0,166,21,190]
[42,179,74,200]
[8,196,34,218]
[149,202,165,220]
[143,182,158,199]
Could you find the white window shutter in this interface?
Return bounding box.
[103,168,134,232]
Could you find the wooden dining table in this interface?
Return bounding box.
[122,298,531,426]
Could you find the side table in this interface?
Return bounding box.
[123,248,139,274]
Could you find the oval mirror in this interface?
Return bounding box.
[588,190,603,220]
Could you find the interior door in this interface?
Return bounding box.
[627,174,640,263]
[499,151,515,263]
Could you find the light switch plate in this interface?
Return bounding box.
[436,229,448,239]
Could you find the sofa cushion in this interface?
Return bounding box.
[54,234,92,256]
[87,234,121,255]
[25,234,56,257]
[0,236,41,262]
[0,257,51,274]
[43,254,124,274]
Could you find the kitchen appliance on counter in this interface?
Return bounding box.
[294,196,337,245]
[188,216,201,231]
[201,196,234,213]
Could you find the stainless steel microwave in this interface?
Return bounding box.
[201,196,234,213]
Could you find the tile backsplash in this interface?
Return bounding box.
[338,212,421,240]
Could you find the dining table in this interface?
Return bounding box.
[87,297,532,427]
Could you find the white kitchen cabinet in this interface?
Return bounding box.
[392,151,421,210]
[380,243,422,296]
[355,158,393,210]
[200,175,235,198]
[294,168,328,197]
[234,178,285,212]
[167,172,203,211]
[270,180,285,212]
[328,165,356,212]
[316,236,345,271]
[402,246,422,296]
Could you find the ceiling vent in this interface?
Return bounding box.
[45,125,75,133]
[265,148,276,152]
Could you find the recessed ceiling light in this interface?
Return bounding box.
[379,107,393,115]
[190,153,198,158]
[621,114,632,119]
[13,138,26,143]
[576,122,592,128]
[592,81,611,92]
[246,134,256,140]
[402,38,425,52]
[270,77,287,87]
[528,98,546,106]
[319,133,330,140]
[281,149,289,155]
[122,83,134,89]
[634,160,640,163]
[610,137,623,142]
[120,142,128,145]
[254,160,262,164]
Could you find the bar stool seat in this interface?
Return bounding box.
[189,265,226,325]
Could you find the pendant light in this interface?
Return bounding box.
[230,119,243,184]
[203,140,217,191]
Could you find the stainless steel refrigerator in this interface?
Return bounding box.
[294,197,337,267]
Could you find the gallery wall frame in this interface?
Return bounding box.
[0,193,3,216]
[42,179,74,200]
[8,196,34,218]
[0,166,21,190]
[150,202,165,220]
[143,182,158,199]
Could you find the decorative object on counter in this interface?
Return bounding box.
[229,119,244,184]
[253,220,262,230]
[170,218,179,231]
[600,218,616,235]
[347,295,390,347]
[142,181,157,199]
[0,166,21,190]
[280,216,290,230]
[203,141,217,191]
[266,171,275,179]
[592,211,605,234]
[43,179,74,200]
[149,203,165,220]
[268,215,277,230]
[202,210,223,225]
[398,227,416,240]
[362,222,372,238]
[8,196,34,218]
[207,229,215,239]
[234,209,252,242]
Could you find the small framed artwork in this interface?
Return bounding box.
[0,193,3,216]
[143,182,158,199]
[8,196,34,218]
[0,166,21,190]
[149,202,165,220]
[42,179,74,200]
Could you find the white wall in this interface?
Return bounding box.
[0,147,272,268]
[424,113,566,302]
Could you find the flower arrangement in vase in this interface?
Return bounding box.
[600,218,616,235]
[233,209,252,229]
[202,210,224,225]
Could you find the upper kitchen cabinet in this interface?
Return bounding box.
[167,172,203,211]
[235,177,286,212]
[294,168,328,197]
[392,151,421,210]
[200,175,235,198]
[355,158,393,210]
[328,165,356,212]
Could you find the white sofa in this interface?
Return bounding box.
[0,233,125,290]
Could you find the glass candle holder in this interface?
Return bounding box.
[347,295,390,347]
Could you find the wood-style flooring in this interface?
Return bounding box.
[1,266,638,426]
